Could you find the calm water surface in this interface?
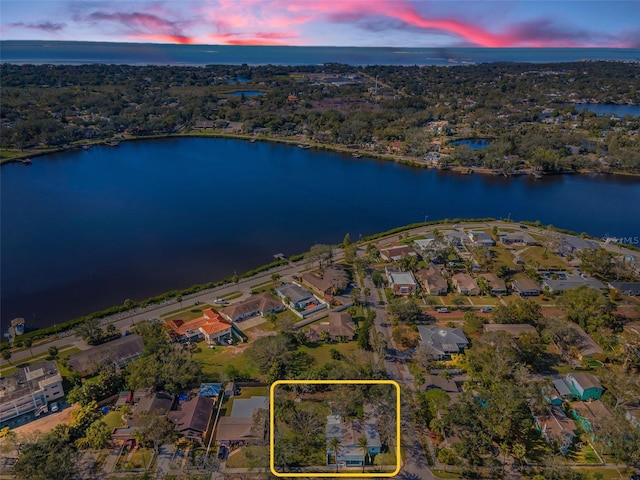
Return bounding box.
[2,138,640,328]
[575,103,640,117]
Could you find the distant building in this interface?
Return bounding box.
[533,406,577,455]
[0,361,64,428]
[443,230,469,247]
[511,277,541,296]
[308,312,356,342]
[379,244,418,262]
[220,292,284,322]
[276,283,316,310]
[422,375,459,393]
[479,273,507,295]
[609,281,640,296]
[326,415,381,467]
[165,309,232,345]
[414,265,448,295]
[301,266,349,296]
[468,231,496,247]
[499,231,537,246]
[542,275,607,293]
[451,273,480,296]
[557,234,600,256]
[68,334,145,375]
[385,268,418,296]
[418,326,469,359]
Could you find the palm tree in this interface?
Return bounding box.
[24,338,33,358]
[1,349,11,365]
[357,436,369,473]
[328,436,342,473]
[271,273,281,288]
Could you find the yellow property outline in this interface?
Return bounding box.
[269,379,402,477]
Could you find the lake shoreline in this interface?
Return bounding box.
[1,131,637,179]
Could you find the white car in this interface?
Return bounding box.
[49,402,59,413]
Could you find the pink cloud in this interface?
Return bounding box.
[84,11,195,44]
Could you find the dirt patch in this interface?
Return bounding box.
[12,404,79,436]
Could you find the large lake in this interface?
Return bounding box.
[2,138,640,328]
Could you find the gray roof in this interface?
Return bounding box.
[230,396,269,418]
[68,334,144,373]
[135,392,174,416]
[568,372,602,391]
[387,269,417,286]
[512,277,541,293]
[543,276,606,292]
[170,395,213,434]
[418,326,469,355]
[609,282,640,295]
[553,379,573,397]
[276,283,313,303]
[0,361,62,404]
[560,234,599,251]
[499,231,537,244]
[423,375,459,392]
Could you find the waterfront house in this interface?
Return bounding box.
[308,312,355,342]
[511,277,541,296]
[557,234,600,256]
[385,268,418,296]
[452,273,480,295]
[220,292,284,322]
[418,326,469,359]
[165,309,232,345]
[443,230,469,248]
[468,231,496,247]
[276,283,317,309]
[301,265,350,297]
[499,231,537,246]
[414,265,448,295]
[542,275,607,293]
[479,273,507,295]
[326,415,381,467]
[565,373,603,401]
[379,244,419,262]
[68,334,145,375]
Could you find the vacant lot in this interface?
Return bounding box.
[12,404,79,436]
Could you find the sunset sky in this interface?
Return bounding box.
[2,0,639,48]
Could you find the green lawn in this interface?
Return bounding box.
[102,410,126,429]
[225,386,270,416]
[1,346,81,378]
[219,291,243,301]
[517,246,567,269]
[225,445,269,468]
[160,303,213,319]
[299,341,359,365]
[192,341,258,380]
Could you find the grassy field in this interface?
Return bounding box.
[102,410,126,429]
[192,341,259,380]
[517,246,567,269]
[299,341,360,365]
[225,445,268,468]
[160,303,213,319]
[1,346,82,378]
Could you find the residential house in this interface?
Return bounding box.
[511,277,541,296]
[499,231,537,246]
[414,265,448,295]
[422,375,459,393]
[572,400,612,437]
[194,120,215,129]
[165,309,233,345]
[557,234,600,256]
[561,321,605,360]
[479,273,507,295]
[385,268,418,296]
[112,392,176,443]
[301,265,349,297]
[68,334,145,375]
[542,275,607,293]
[483,324,538,337]
[414,234,448,253]
[443,230,469,248]
[565,373,604,401]
[326,415,381,467]
[215,396,269,446]
[609,281,640,296]
[219,292,284,322]
[276,283,317,310]
[534,407,577,455]
[170,395,214,444]
[418,326,470,359]
[308,312,356,342]
[0,361,64,428]
[451,273,480,295]
[379,244,419,262]
[468,231,496,247]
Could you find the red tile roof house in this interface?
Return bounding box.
[452,273,480,296]
[308,312,356,342]
[165,308,232,345]
[219,292,284,323]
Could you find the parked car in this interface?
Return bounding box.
[49,402,59,413]
[480,306,493,313]
[436,307,449,313]
[217,445,228,460]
